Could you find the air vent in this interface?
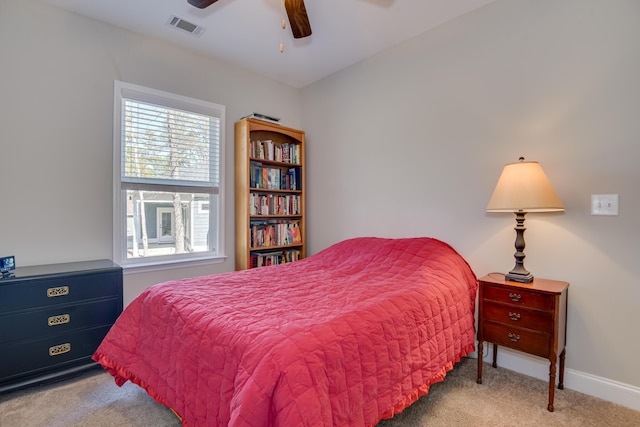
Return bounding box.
[167,15,206,37]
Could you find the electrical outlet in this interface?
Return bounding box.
[591,194,619,216]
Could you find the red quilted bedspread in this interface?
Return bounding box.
[93,237,477,427]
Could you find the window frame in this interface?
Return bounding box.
[113,81,226,271]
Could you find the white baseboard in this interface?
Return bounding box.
[468,349,640,412]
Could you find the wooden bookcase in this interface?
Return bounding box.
[234,118,306,270]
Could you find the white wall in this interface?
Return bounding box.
[0,0,302,304]
[301,0,640,406]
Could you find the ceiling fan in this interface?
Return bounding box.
[187,0,312,39]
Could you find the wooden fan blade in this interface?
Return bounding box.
[187,0,219,9]
[284,0,312,39]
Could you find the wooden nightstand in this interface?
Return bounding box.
[476,273,569,412]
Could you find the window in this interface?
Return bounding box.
[113,81,225,268]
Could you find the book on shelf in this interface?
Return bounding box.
[250,248,301,268]
[250,139,300,164]
[250,193,301,216]
[249,161,301,191]
[249,219,302,248]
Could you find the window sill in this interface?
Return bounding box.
[120,255,228,275]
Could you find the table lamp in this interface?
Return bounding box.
[486,157,564,283]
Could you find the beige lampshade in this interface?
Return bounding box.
[486,159,564,212]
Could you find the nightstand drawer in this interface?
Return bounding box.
[0,297,121,343]
[483,285,553,310]
[482,301,553,332]
[0,324,112,382]
[483,321,550,358]
[0,271,121,313]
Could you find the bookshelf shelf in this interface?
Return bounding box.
[235,118,306,270]
[249,188,302,193]
[250,215,302,219]
[249,158,300,167]
[251,243,304,250]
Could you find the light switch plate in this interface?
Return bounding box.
[591,194,619,216]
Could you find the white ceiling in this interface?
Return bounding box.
[43,0,495,88]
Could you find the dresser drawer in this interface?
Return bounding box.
[482,301,553,333]
[483,285,553,310]
[0,271,121,313]
[0,297,120,344]
[482,321,551,358]
[0,325,111,382]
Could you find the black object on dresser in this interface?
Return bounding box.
[0,259,123,393]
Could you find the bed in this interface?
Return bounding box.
[93,237,477,427]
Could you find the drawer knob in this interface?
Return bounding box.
[48,314,71,326]
[508,312,521,321]
[47,286,70,298]
[508,333,520,342]
[508,292,522,302]
[49,343,71,356]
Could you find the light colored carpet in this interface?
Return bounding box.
[1,357,639,426]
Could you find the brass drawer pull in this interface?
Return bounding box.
[508,312,521,321]
[48,314,71,326]
[49,343,71,356]
[508,333,520,342]
[508,292,521,302]
[47,286,69,298]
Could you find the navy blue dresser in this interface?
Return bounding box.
[0,259,123,392]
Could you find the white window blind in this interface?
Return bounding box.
[122,100,220,189]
